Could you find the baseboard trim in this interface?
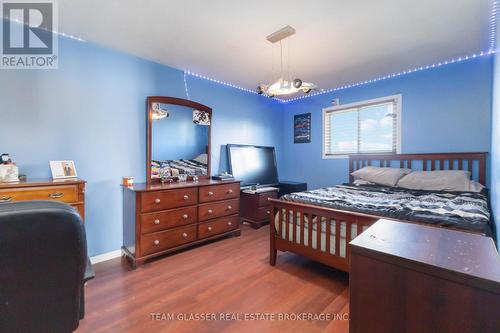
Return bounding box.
[90,249,122,264]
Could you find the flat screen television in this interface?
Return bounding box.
[227,144,279,188]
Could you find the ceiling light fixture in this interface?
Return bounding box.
[151,103,169,120]
[256,26,319,98]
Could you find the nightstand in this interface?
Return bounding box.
[240,189,278,229]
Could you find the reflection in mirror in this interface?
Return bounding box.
[151,103,210,181]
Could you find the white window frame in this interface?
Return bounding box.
[322,94,402,159]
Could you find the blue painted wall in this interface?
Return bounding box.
[280,57,493,190]
[490,16,500,246]
[0,35,283,256]
[1,27,495,255]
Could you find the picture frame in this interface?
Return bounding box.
[294,113,311,143]
[49,160,78,179]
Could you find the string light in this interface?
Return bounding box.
[283,50,496,103]
[185,2,500,104]
[490,0,499,52]
[3,17,86,42]
[183,71,190,100]
[184,70,287,103]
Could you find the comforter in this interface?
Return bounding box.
[280,184,492,235]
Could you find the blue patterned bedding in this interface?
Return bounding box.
[151,159,207,178]
[280,184,492,235]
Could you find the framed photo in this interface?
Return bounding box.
[50,160,78,179]
[294,113,311,143]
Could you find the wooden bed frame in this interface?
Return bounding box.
[269,152,487,272]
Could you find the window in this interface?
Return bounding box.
[322,95,401,158]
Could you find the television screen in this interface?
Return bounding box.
[227,144,279,187]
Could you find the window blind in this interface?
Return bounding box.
[323,96,400,156]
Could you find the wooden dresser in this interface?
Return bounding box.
[240,189,278,229]
[0,178,86,221]
[349,219,500,333]
[122,179,241,267]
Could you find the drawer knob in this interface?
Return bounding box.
[48,192,64,199]
[154,240,160,246]
[227,205,232,210]
[228,189,233,194]
[207,226,213,231]
[183,195,189,200]
[154,198,161,204]
[208,191,214,196]
[182,214,188,219]
[0,196,12,202]
[227,221,232,226]
[154,219,160,225]
[182,233,188,238]
[208,209,213,214]
[267,210,270,215]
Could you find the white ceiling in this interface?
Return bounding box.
[59,0,492,95]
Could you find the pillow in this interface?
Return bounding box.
[352,179,374,186]
[351,166,412,187]
[193,153,208,165]
[469,180,485,193]
[396,170,472,192]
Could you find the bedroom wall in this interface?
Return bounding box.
[490,19,500,246]
[0,35,284,256]
[279,57,493,191]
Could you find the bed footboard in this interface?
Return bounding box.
[269,199,376,272]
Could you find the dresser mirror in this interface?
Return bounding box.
[147,96,212,184]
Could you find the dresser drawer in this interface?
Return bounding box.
[141,188,198,213]
[199,183,239,203]
[257,206,272,221]
[258,191,278,207]
[0,185,78,204]
[140,225,197,256]
[198,199,239,221]
[198,214,239,239]
[140,206,197,234]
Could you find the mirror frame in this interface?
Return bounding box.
[146,96,212,184]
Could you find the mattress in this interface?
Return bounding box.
[279,184,492,236]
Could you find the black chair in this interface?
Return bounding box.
[0,201,94,333]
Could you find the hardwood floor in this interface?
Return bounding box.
[77,225,350,333]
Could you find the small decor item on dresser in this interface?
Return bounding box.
[49,160,77,179]
[177,174,188,182]
[0,153,19,183]
[122,176,134,187]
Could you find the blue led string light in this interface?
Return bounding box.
[183,71,190,100]
[490,0,499,52]
[284,51,496,103]
[4,17,86,42]
[183,1,500,104]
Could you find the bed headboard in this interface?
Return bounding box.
[349,152,487,185]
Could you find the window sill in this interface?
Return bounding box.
[322,154,349,160]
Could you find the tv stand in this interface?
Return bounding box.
[240,187,278,229]
[278,181,307,196]
[239,181,307,229]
